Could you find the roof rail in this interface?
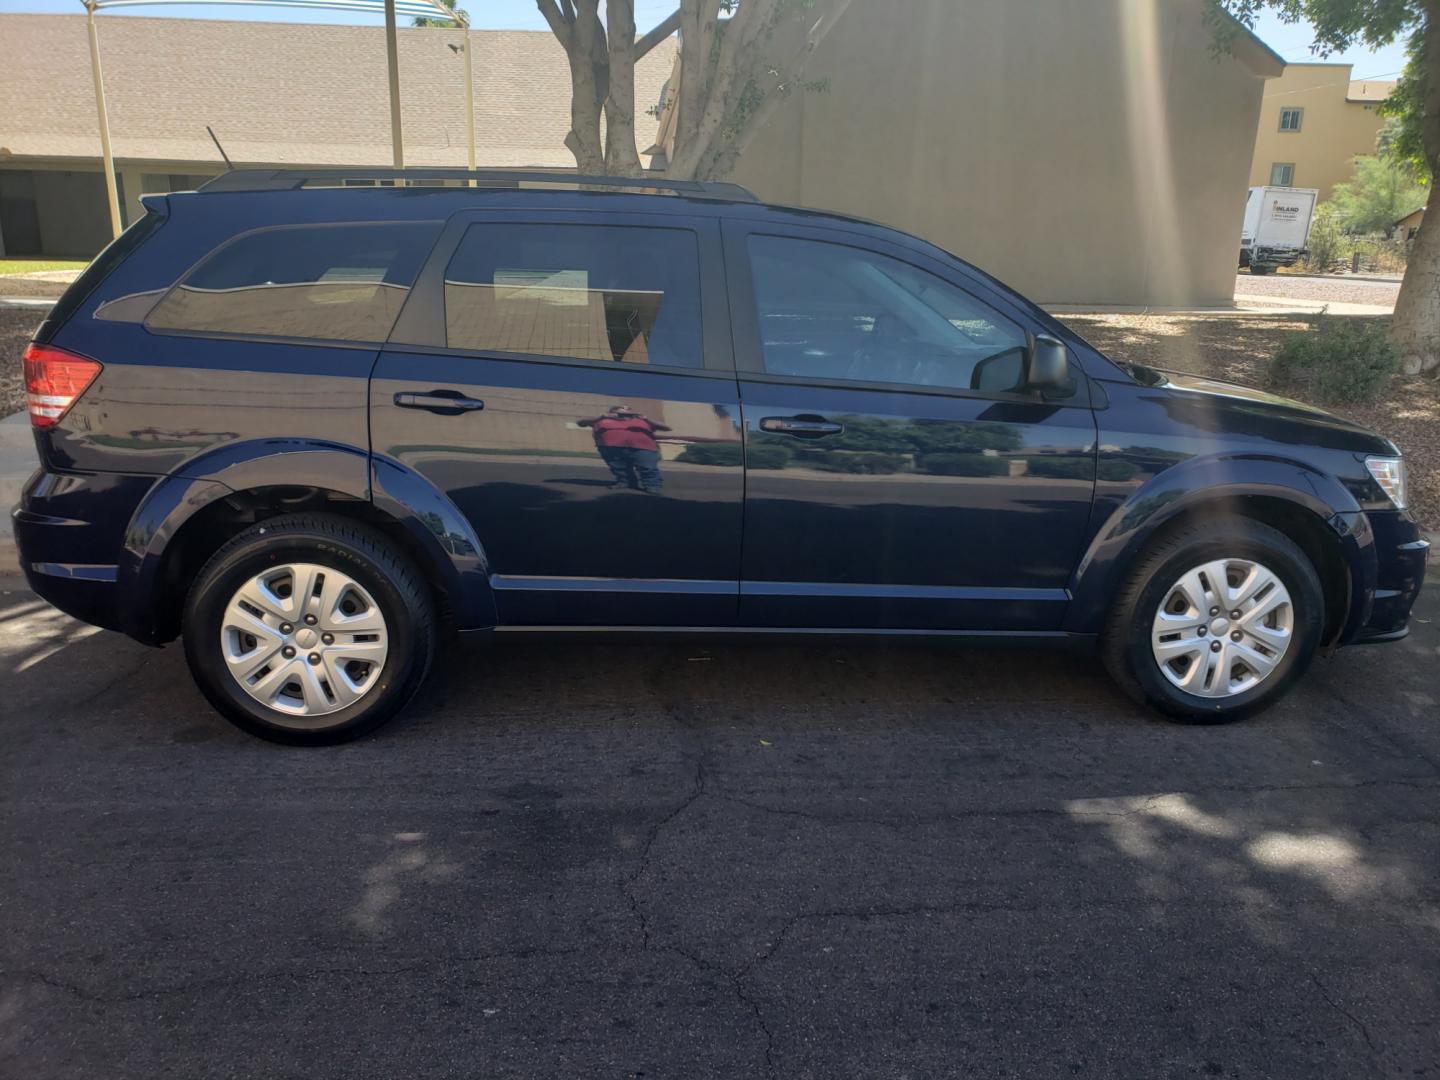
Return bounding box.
[198,168,758,202]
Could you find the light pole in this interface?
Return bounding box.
[83,0,123,240]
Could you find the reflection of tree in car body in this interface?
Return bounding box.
[577,406,672,493]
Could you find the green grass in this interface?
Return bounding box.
[0,257,89,275]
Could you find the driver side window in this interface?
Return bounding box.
[746,234,1028,393]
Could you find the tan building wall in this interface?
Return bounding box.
[1248,63,1393,201]
[725,0,1281,308]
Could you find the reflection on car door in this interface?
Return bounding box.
[374,212,744,627]
[726,223,1098,631]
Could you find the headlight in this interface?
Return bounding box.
[1364,456,1407,509]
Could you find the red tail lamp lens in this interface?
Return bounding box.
[22,344,101,428]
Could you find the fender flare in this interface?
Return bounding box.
[1065,453,1375,637]
[117,440,496,642]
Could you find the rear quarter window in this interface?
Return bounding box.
[144,222,440,343]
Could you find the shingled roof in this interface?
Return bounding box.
[0,13,675,168]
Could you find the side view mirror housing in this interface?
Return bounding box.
[1027,335,1070,391]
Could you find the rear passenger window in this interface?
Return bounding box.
[146,223,440,343]
[443,223,703,368]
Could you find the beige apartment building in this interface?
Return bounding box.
[659,0,1285,306]
[1248,62,1395,200]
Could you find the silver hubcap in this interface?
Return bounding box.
[221,562,389,720]
[1151,557,1293,699]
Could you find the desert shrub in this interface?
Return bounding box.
[1303,204,1344,272]
[915,452,1009,477]
[1270,316,1399,404]
[1027,456,1093,479]
[792,449,906,474]
[745,444,793,470]
[677,443,743,467]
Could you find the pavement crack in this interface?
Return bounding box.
[624,758,706,949]
[1309,972,1380,1061]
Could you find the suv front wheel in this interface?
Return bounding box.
[182,514,437,745]
[1102,517,1324,722]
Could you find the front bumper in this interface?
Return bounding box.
[1350,509,1429,643]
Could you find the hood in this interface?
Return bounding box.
[1121,362,1398,455]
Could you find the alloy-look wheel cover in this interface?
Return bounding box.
[1150,557,1294,699]
[220,562,389,722]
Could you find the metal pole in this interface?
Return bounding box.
[462,25,476,176]
[384,0,403,168]
[86,3,122,239]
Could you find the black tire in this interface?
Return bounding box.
[1100,517,1324,724]
[182,514,436,745]
[1249,263,1275,275]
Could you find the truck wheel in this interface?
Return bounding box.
[1250,264,1274,275]
[182,514,437,745]
[1101,518,1324,723]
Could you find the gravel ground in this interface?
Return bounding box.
[0,277,72,300]
[1061,310,1440,530]
[1235,272,1401,308]
[1,308,46,416]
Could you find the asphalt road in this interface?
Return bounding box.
[2,570,1439,1079]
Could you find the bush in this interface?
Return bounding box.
[1270,316,1399,405]
[745,444,792,470]
[676,443,744,467]
[1303,204,1344,272]
[915,452,1009,477]
[792,449,906,474]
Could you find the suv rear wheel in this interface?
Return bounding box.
[1101,517,1324,722]
[182,514,436,745]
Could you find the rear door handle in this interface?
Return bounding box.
[759,415,844,438]
[394,390,485,415]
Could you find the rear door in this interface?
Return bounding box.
[725,221,1098,631]
[373,209,744,627]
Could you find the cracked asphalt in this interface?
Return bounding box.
[2,567,1439,1080]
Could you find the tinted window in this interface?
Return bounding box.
[747,235,1029,393]
[146,223,440,343]
[444,223,702,368]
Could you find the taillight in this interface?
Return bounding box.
[22,343,101,428]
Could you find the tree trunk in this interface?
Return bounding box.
[1390,1,1440,373]
[603,0,644,174]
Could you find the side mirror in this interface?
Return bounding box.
[1027,335,1069,390]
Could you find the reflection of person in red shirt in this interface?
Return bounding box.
[577,405,672,493]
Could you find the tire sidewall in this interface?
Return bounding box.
[1124,532,1323,721]
[184,530,423,743]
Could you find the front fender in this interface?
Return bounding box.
[1065,453,1373,637]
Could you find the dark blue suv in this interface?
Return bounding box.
[14,170,1428,743]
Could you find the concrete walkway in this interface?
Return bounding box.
[0,411,32,571]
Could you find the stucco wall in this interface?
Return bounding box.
[732,0,1272,307]
[1248,63,1389,201]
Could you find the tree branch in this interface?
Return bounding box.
[535,0,572,43]
[636,8,681,58]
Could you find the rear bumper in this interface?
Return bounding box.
[1347,509,1428,644]
[13,468,155,635]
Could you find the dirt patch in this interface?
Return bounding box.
[1060,311,1439,531]
[0,277,71,300]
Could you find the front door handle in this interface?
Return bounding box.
[759,415,844,439]
[394,390,485,415]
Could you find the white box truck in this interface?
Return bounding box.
[1239,186,1319,274]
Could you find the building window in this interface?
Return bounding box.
[1279,107,1303,132]
[1270,163,1295,186]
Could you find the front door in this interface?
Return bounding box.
[726,224,1097,631]
[373,210,743,627]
